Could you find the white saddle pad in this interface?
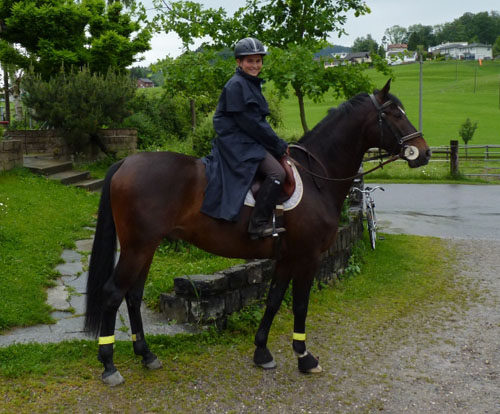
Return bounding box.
[244,162,303,211]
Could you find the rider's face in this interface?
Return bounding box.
[237,54,263,77]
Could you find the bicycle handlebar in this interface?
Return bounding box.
[352,186,385,194]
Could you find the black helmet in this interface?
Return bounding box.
[234,38,268,58]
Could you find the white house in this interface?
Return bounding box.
[429,42,492,60]
[385,44,418,65]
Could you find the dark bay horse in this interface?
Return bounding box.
[85,80,431,385]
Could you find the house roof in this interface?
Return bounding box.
[433,43,491,51]
[345,52,370,59]
[387,44,407,49]
[138,78,154,83]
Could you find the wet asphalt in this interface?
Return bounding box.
[371,183,500,240]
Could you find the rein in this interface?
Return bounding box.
[287,93,423,183]
[288,144,400,182]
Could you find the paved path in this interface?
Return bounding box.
[372,183,500,240]
[0,235,193,347]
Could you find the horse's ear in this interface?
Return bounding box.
[377,79,391,100]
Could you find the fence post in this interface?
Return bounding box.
[450,140,459,177]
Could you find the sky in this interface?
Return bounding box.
[138,0,500,66]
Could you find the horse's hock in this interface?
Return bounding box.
[160,180,365,326]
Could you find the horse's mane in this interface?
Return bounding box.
[298,91,403,144]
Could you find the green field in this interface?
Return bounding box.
[276,60,500,147]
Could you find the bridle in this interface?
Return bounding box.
[368,93,423,151]
[288,94,424,183]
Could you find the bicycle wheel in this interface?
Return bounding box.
[366,207,376,250]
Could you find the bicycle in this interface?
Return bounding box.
[352,185,385,250]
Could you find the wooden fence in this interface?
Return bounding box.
[364,141,500,179]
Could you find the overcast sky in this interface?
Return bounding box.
[138,0,500,66]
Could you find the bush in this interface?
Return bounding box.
[191,113,216,158]
[265,93,284,128]
[124,90,193,149]
[22,66,135,155]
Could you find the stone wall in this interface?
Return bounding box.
[160,182,364,327]
[4,129,137,159]
[0,139,23,171]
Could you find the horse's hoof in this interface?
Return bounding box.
[102,370,125,386]
[256,358,277,370]
[143,356,162,370]
[307,364,323,374]
[298,351,322,374]
[254,347,277,370]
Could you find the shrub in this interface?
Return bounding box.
[125,90,193,149]
[191,113,216,158]
[22,66,135,155]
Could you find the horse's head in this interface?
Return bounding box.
[368,80,431,168]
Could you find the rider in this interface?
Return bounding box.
[201,37,289,239]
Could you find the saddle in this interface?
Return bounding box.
[250,156,296,203]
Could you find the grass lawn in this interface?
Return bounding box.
[275,60,500,147]
[0,169,242,330]
[0,169,99,331]
[0,234,471,412]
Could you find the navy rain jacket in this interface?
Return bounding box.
[201,67,288,221]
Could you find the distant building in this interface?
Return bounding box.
[429,42,492,60]
[385,44,417,65]
[137,78,154,88]
[324,51,372,67]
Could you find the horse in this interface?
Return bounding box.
[85,80,431,385]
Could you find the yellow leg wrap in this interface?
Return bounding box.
[98,335,115,345]
[131,334,137,342]
[293,332,306,341]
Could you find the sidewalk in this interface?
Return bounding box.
[0,234,194,347]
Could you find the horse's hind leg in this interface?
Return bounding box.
[292,271,322,374]
[253,262,292,369]
[125,259,162,370]
[97,249,154,386]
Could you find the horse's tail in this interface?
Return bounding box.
[84,160,124,337]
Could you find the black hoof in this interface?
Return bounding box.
[254,347,277,369]
[297,351,322,374]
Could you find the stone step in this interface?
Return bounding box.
[48,170,90,185]
[73,178,104,192]
[23,157,73,175]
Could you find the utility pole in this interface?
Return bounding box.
[419,53,423,132]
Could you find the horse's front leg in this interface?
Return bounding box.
[292,273,322,374]
[253,263,292,369]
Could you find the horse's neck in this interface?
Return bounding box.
[306,118,367,181]
[304,117,368,208]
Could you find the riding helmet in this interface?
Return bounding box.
[234,38,268,58]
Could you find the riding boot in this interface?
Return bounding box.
[248,176,286,240]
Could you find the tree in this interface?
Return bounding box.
[157,50,234,130]
[493,35,500,57]
[265,43,375,132]
[22,66,136,155]
[384,25,408,44]
[154,0,371,50]
[351,34,379,54]
[0,0,151,79]
[407,24,435,51]
[433,11,500,45]
[153,1,393,133]
[458,118,478,159]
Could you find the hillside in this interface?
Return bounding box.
[278,60,500,146]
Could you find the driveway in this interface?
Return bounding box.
[371,183,500,240]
